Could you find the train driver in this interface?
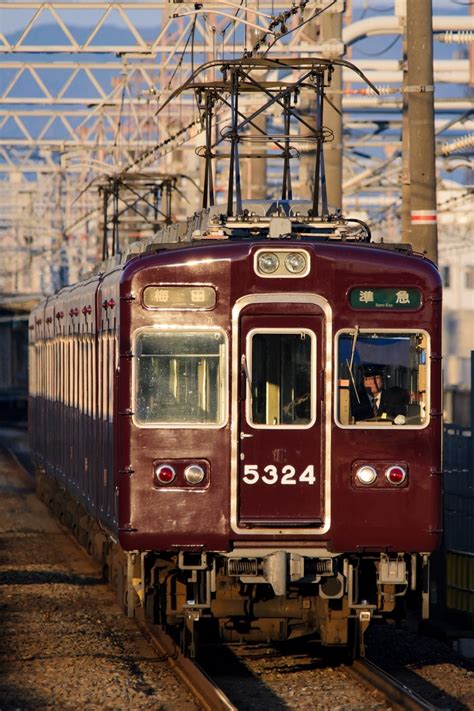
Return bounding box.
[351,364,409,424]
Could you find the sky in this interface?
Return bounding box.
[0,1,469,35]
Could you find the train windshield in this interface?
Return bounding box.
[248,330,315,427]
[336,330,429,427]
[134,330,226,426]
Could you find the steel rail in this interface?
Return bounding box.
[348,658,437,711]
[136,616,238,711]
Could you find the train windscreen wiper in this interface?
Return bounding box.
[240,354,252,403]
[347,325,360,404]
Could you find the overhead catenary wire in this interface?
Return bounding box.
[259,1,338,57]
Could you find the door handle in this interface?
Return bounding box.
[240,432,253,439]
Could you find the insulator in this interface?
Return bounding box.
[441,133,474,156]
[343,86,399,96]
[437,31,474,44]
[375,85,400,96]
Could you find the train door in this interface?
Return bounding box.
[237,305,325,528]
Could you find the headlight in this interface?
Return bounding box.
[355,465,377,486]
[285,252,307,274]
[184,464,206,485]
[154,464,176,485]
[257,252,279,274]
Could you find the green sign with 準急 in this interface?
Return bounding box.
[350,287,421,310]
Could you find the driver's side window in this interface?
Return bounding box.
[336,330,429,427]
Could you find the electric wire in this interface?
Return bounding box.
[259,1,337,57]
[356,34,400,57]
[221,0,245,36]
[361,3,393,13]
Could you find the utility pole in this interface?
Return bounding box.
[320,10,343,213]
[298,5,343,212]
[400,2,411,241]
[248,113,267,200]
[405,0,438,263]
[248,14,267,200]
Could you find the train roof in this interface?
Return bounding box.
[92,199,415,274]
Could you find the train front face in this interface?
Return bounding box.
[117,239,442,647]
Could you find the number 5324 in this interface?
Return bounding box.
[242,464,316,486]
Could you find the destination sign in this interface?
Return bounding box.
[350,287,421,310]
[143,286,216,309]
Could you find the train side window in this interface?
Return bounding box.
[247,330,315,428]
[46,343,49,400]
[109,335,115,423]
[78,339,83,412]
[56,340,60,402]
[78,340,82,410]
[42,342,45,398]
[62,339,66,405]
[43,343,46,399]
[97,334,102,420]
[70,340,73,407]
[73,340,76,407]
[65,340,69,406]
[36,343,40,398]
[74,340,79,409]
[29,342,35,397]
[83,340,86,412]
[82,339,87,414]
[59,340,62,403]
[84,339,88,415]
[57,340,60,403]
[38,343,42,398]
[56,340,59,402]
[134,329,227,427]
[102,334,108,421]
[69,339,73,407]
[52,341,56,402]
[72,339,76,408]
[101,331,109,420]
[49,342,52,400]
[48,342,52,400]
[87,339,92,417]
[92,338,97,419]
[61,340,64,404]
[336,330,429,428]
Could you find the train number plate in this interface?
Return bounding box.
[242,464,316,486]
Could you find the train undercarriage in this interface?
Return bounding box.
[36,468,430,659]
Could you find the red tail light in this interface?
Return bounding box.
[385,465,407,486]
[154,464,176,485]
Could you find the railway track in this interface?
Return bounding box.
[348,658,437,711]
[136,617,238,711]
[198,640,444,710]
[2,429,471,711]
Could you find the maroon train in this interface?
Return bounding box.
[29,201,442,655]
